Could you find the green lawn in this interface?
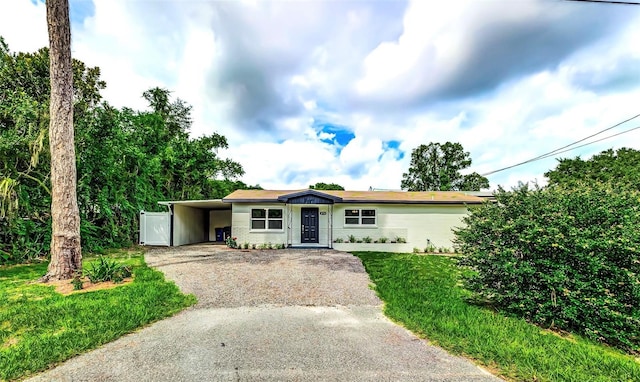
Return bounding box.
[0,250,196,381]
[354,252,640,382]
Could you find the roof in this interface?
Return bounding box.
[222,189,485,204]
[158,199,229,209]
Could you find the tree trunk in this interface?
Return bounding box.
[42,0,81,281]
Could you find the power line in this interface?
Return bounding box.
[537,125,640,158]
[563,0,640,5]
[481,113,640,176]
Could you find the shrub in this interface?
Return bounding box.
[363,236,373,243]
[348,235,357,243]
[412,247,421,253]
[454,183,640,352]
[395,236,407,244]
[242,242,249,249]
[378,237,388,243]
[225,236,238,249]
[424,244,436,253]
[334,238,344,243]
[71,272,83,290]
[84,256,132,283]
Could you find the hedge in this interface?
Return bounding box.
[454,183,640,352]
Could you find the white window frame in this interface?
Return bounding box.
[344,208,377,226]
[250,208,284,231]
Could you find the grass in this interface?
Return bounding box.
[354,252,640,382]
[0,250,196,381]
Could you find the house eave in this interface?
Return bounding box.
[222,199,482,205]
[339,199,483,205]
[222,198,282,204]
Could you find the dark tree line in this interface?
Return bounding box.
[0,39,254,264]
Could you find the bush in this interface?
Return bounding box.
[378,237,388,243]
[84,256,132,283]
[363,236,372,243]
[454,183,640,352]
[225,236,238,249]
[348,235,357,243]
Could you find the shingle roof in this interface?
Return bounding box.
[223,189,484,204]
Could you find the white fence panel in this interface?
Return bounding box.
[140,211,171,246]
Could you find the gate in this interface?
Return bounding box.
[139,211,171,246]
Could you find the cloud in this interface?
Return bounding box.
[0,0,47,52]
[200,1,407,137]
[2,0,640,193]
[355,0,634,107]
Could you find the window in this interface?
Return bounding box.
[344,209,376,225]
[251,208,283,230]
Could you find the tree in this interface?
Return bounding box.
[42,0,81,280]
[309,182,344,190]
[454,183,640,351]
[0,38,105,264]
[0,41,252,264]
[401,142,489,191]
[545,148,640,190]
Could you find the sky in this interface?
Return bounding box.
[1,0,639,191]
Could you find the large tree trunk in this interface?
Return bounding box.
[42,0,81,281]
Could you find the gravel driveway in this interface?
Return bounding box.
[28,244,500,382]
[144,245,381,308]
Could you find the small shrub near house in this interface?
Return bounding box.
[225,236,238,249]
[454,183,640,352]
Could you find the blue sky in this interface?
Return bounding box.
[3,0,640,190]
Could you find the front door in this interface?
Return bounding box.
[301,208,319,243]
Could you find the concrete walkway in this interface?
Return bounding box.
[28,245,500,381]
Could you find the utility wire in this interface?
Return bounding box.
[536,125,640,158]
[563,0,640,5]
[480,113,640,176]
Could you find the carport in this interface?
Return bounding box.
[139,199,231,246]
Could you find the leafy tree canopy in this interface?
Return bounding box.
[401,142,489,191]
[0,39,253,264]
[545,147,640,190]
[309,182,344,190]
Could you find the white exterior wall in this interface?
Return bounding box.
[173,205,205,246]
[332,204,468,252]
[208,209,232,241]
[231,203,287,246]
[230,202,469,251]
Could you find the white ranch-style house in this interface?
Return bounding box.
[139,189,486,252]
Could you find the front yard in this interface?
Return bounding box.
[0,250,196,381]
[354,252,640,382]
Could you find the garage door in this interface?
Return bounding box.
[140,211,171,246]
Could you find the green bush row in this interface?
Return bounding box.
[454,183,640,352]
